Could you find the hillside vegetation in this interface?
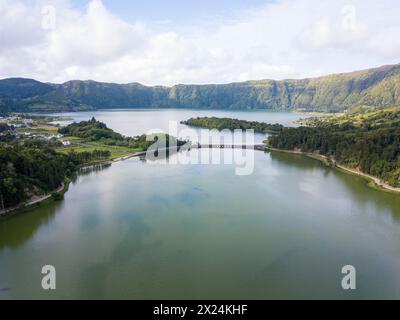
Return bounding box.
[268,106,400,188]
[1,63,400,113]
[181,117,283,133]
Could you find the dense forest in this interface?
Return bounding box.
[181,117,284,133]
[1,63,400,113]
[0,138,114,210]
[268,107,400,187]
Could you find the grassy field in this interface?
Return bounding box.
[17,125,59,135]
[59,139,143,157]
[85,141,142,152]
[55,144,135,159]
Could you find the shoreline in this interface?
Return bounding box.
[122,144,400,194]
[0,180,70,217]
[2,143,397,217]
[265,146,400,194]
[0,151,146,217]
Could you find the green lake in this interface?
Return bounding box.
[1,110,400,299]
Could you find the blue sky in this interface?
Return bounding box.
[71,0,272,24]
[1,0,400,85]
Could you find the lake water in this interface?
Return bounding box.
[50,109,312,144]
[1,110,400,299]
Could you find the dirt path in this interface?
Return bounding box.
[0,183,65,216]
[335,164,400,193]
[26,183,64,205]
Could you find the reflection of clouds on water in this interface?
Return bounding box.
[150,185,208,209]
[174,187,211,206]
[111,212,159,263]
[2,137,400,299]
[258,164,281,178]
[149,194,171,207]
[77,209,165,298]
[80,212,100,232]
[298,178,320,196]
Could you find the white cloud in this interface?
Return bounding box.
[0,0,399,85]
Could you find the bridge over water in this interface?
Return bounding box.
[133,144,267,157]
[189,144,266,151]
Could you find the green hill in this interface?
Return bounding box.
[1,63,400,113]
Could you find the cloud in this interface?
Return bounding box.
[0,0,399,85]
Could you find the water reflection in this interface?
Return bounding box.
[112,211,153,263]
[77,163,112,177]
[268,150,325,171]
[269,150,400,221]
[0,201,62,250]
[0,163,112,250]
[1,148,400,299]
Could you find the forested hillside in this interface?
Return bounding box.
[0,143,76,209]
[1,63,400,113]
[268,106,400,187]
